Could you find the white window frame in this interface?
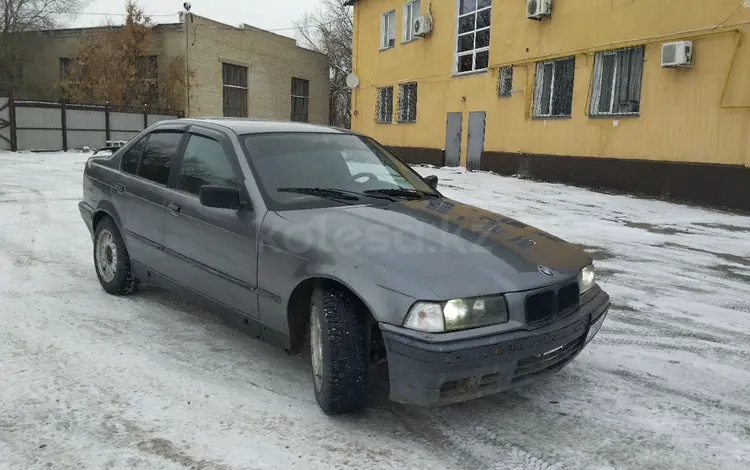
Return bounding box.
[454,0,492,75]
[380,10,396,50]
[590,46,644,117]
[402,0,421,43]
[533,57,575,118]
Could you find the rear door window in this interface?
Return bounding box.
[120,135,148,174]
[136,132,183,185]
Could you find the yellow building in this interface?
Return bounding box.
[346,0,750,211]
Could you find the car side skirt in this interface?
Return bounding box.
[131,261,289,346]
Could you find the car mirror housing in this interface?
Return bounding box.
[425,175,438,189]
[199,185,244,210]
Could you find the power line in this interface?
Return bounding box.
[70,11,178,17]
[186,18,345,33]
[711,4,744,31]
[67,11,348,32]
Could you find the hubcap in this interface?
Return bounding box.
[95,229,118,283]
[310,305,324,392]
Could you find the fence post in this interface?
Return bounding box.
[143,105,148,129]
[105,102,111,142]
[61,101,68,152]
[9,92,17,152]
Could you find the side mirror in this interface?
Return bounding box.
[199,185,243,210]
[424,175,438,189]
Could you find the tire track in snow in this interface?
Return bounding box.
[385,404,564,470]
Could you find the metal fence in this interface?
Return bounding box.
[0,95,183,151]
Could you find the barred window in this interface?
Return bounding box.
[498,66,513,97]
[533,57,575,118]
[291,77,309,122]
[376,86,393,123]
[590,46,644,116]
[222,63,248,117]
[398,82,418,123]
[456,0,491,73]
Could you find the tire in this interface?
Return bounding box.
[93,216,141,295]
[308,283,368,414]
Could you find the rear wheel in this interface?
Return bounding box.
[309,284,368,414]
[93,216,140,295]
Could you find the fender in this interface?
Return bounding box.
[290,264,422,327]
[93,200,124,236]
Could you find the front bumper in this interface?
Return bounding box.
[380,289,610,407]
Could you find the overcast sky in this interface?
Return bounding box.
[71,0,325,38]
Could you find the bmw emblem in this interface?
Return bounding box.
[538,265,554,277]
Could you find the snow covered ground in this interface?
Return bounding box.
[1,151,749,470]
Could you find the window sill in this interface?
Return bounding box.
[397,120,417,124]
[588,113,640,119]
[401,38,418,45]
[531,115,572,120]
[452,69,488,79]
[376,120,394,124]
[379,45,395,52]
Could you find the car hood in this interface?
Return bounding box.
[275,198,591,299]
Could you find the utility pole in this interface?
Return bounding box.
[183,2,192,117]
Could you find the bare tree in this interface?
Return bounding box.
[63,0,190,110]
[295,0,352,128]
[0,0,87,90]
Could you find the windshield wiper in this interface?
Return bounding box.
[364,188,440,200]
[277,187,396,203]
[278,187,360,201]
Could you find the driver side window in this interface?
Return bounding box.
[176,134,242,196]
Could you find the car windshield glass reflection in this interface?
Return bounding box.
[242,133,437,209]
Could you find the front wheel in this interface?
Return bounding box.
[93,216,140,295]
[309,284,368,414]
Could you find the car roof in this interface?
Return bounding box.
[153,118,353,136]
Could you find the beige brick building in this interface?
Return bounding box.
[16,13,330,123]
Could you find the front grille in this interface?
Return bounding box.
[512,338,582,382]
[525,281,581,324]
[525,291,555,324]
[557,283,580,316]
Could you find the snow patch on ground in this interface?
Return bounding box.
[0,153,748,469]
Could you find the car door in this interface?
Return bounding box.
[115,127,186,269]
[161,126,262,324]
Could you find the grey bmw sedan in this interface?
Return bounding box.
[79,118,610,414]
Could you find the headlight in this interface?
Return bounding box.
[579,264,596,295]
[404,296,509,333]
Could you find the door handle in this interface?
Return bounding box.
[115,183,126,194]
[167,203,182,216]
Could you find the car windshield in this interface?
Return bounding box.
[241,132,438,210]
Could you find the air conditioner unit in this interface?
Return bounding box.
[413,15,433,37]
[661,41,693,68]
[527,0,552,19]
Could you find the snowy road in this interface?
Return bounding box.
[1,152,749,469]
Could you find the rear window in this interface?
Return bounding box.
[120,136,147,174]
[136,132,183,185]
